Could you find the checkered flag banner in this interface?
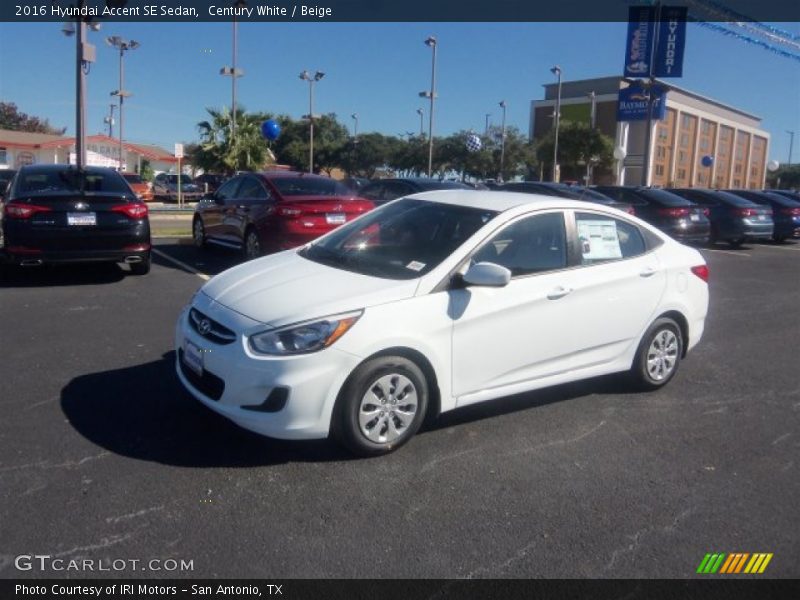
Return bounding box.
[465,133,483,153]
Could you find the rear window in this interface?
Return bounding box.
[714,191,760,207]
[764,193,800,207]
[415,181,471,191]
[123,174,143,184]
[270,177,350,197]
[639,189,693,206]
[15,168,131,195]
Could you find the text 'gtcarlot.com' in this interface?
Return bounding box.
[14,554,194,572]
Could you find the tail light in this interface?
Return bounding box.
[657,207,691,217]
[691,264,709,282]
[4,202,52,219]
[780,207,800,216]
[735,208,763,217]
[277,206,303,217]
[702,208,710,217]
[112,203,148,219]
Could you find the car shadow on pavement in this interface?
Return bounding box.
[0,262,127,287]
[60,351,352,467]
[152,242,243,278]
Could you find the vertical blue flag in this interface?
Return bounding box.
[624,6,656,77]
[654,6,688,77]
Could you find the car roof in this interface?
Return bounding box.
[256,170,332,180]
[407,190,609,213]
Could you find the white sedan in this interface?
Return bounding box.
[175,192,708,456]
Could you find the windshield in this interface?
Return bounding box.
[15,168,131,196]
[271,177,351,197]
[123,174,143,184]
[299,198,498,280]
[641,189,693,206]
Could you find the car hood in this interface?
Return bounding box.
[200,250,419,327]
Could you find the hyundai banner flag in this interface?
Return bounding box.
[624,6,656,77]
[653,6,688,77]
[617,83,667,122]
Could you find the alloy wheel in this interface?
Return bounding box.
[358,373,418,444]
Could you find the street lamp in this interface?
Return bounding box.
[416,108,424,137]
[106,35,140,171]
[220,0,247,145]
[550,65,562,182]
[351,113,358,140]
[498,100,507,181]
[103,103,116,138]
[299,70,325,173]
[484,113,491,137]
[419,36,437,177]
[787,130,795,165]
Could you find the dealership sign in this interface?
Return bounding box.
[624,5,687,78]
[617,84,667,121]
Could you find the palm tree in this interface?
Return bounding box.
[195,106,274,174]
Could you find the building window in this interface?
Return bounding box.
[700,138,709,152]
[658,127,668,140]
[697,172,706,184]
[0,148,7,164]
[701,120,712,135]
[680,133,689,147]
[678,150,687,164]
[733,178,741,187]
[734,164,743,174]
[677,168,687,180]
[681,114,692,129]
[656,146,666,159]
[655,165,665,176]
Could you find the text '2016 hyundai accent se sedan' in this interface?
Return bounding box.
[176,191,709,456]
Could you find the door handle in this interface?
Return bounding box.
[547,286,572,300]
[639,266,658,278]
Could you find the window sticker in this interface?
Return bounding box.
[406,261,426,271]
[577,219,623,260]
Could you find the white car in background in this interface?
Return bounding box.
[175,192,709,456]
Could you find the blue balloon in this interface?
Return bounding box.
[701,155,714,167]
[261,119,281,141]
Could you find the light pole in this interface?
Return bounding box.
[787,130,795,165]
[587,91,597,184]
[550,65,562,182]
[107,35,140,172]
[418,36,437,177]
[417,108,424,137]
[104,103,116,138]
[300,70,324,173]
[351,113,358,139]
[61,10,98,170]
[220,0,247,146]
[498,100,507,181]
[485,113,491,137]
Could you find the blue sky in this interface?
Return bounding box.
[0,21,798,162]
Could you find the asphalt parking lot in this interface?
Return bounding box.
[0,239,798,579]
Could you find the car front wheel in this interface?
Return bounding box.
[630,317,683,390]
[334,356,429,457]
[193,217,206,248]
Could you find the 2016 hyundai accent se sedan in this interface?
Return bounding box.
[175,192,709,456]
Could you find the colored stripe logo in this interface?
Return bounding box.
[696,553,773,574]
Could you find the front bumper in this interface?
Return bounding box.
[174,302,362,440]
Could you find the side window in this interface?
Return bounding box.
[215,177,241,202]
[236,177,270,200]
[360,183,384,202]
[575,212,647,264]
[472,212,567,276]
[382,182,408,200]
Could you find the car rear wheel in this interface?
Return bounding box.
[129,253,151,276]
[333,356,429,457]
[630,317,683,390]
[773,235,786,244]
[193,217,206,248]
[728,238,744,248]
[244,228,261,261]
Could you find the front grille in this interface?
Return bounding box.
[178,349,225,401]
[189,308,236,345]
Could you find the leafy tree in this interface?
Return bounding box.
[535,121,613,182]
[136,158,154,182]
[766,164,800,190]
[0,101,66,134]
[435,127,536,181]
[271,114,349,174]
[340,133,404,178]
[194,106,274,174]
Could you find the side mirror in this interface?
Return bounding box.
[462,262,511,287]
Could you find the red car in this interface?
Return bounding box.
[192,171,375,259]
[121,172,153,202]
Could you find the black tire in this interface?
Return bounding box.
[728,238,744,248]
[192,217,206,249]
[243,228,262,261]
[630,317,683,391]
[773,235,786,244]
[333,356,429,457]
[129,254,151,275]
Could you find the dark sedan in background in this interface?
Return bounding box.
[502,181,635,214]
[593,186,711,245]
[192,171,374,260]
[668,188,775,246]
[1,165,150,274]
[153,173,203,202]
[725,189,800,243]
[358,178,472,206]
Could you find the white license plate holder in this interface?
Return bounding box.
[326,213,346,225]
[67,212,97,226]
[183,340,204,376]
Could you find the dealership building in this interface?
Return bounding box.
[530,76,770,189]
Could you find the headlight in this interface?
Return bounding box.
[248,311,362,356]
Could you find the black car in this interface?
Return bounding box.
[1,165,150,274]
[593,186,711,245]
[725,189,800,243]
[766,189,800,203]
[668,188,775,246]
[359,178,472,206]
[502,181,635,214]
[0,169,17,200]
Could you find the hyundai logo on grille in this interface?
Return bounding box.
[198,319,212,336]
